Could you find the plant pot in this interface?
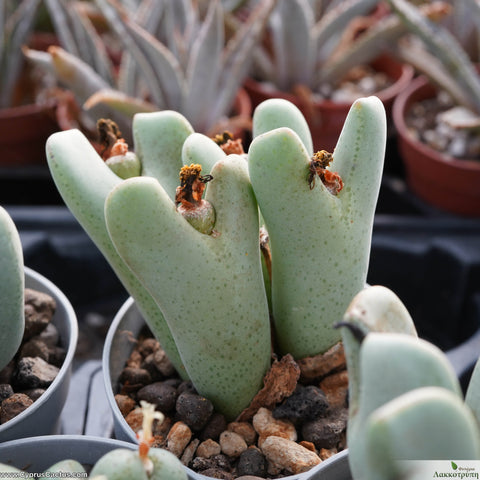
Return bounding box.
[103,297,352,480]
[0,103,61,166]
[0,267,78,442]
[0,434,135,470]
[244,54,414,152]
[392,75,480,217]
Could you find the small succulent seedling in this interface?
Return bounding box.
[0,207,25,371]
[90,402,187,480]
[47,95,387,421]
[0,402,186,480]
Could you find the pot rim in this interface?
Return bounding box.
[103,296,350,480]
[0,434,136,471]
[392,74,480,172]
[0,266,78,434]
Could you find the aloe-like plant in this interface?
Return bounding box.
[245,0,447,95]
[340,285,480,480]
[0,207,25,372]
[387,0,480,123]
[0,0,41,108]
[46,95,386,422]
[26,0,275,135]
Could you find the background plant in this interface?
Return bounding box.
[26,0,275,135]
[0,0,41,108]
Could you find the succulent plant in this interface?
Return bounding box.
[46,95,386,421]
[339,285,480,480]
[0,206,25,372]
[0,0,41,108]
[245,0,446,95]
[26,0,275,135]
[387,0,480,121]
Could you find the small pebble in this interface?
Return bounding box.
[302,409,348,449]
[115,394,136,416]
[260,436,321,474]
[126,350,143,369]
[252,408,297,444]
[20,338,50,362]
[23,289,56,340]
[151,348,176,377]
[0,384,14,402]
[200,413,228,442]
[138,338,160,357]
[273,385,329,424]
[36,322,59,348]
[227,422,257,445]
[1,393,33,423]
[119,367,151,388]
[237,448,268,478]
[137,382,178,412]
[124,407,144,433]
[176,392,214,431]
[200,468,234,480]
[48,346,67,368]
[197,439,222,459]
[319,370,349,409]
[22,388,45,402]
[14,357,59,389]
[219,431,248,458]
[191,454,232,474]
[181,438,200,466]
[167,421,192,457]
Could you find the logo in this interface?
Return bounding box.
[400,460,480,478]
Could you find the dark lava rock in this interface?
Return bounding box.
[14,357,59,389]
[237,448,268,478]
[1,393,33,423]
[137,382,178,412]
[0,384,14,403]
[200,412,228,442]
[176,391,214,431]
[191,454,232,473]
[48,346,67,368]
[200,469,234,480]
[273,385,329,424]
[177,380,197,395]
[22,388,46,402]
[301,408,348,449]
[119,367,152,388]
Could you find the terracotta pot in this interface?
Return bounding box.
[103,297,353,480]
[392,75,480,217]
[0,103,61,166]
[244,54,414,152]
[0,267,78,442]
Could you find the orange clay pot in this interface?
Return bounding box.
[393,75,480,217]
